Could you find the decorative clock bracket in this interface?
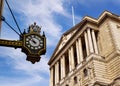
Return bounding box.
[0,22,46,64]
[0,0,46,64]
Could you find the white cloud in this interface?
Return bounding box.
[2,0,82,43]
[8,0,65,47]
[0,75,48,86]
[0,47,49,86]
[0,47,49,74]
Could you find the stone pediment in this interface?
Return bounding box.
[54,29,77,56]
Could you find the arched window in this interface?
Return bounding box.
[74,76,77,84]
[83,68,88,77]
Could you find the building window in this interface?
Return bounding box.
[74,76,78,84]
[83,68,88,77]
[73,43,78,67]
[65,51,69,76]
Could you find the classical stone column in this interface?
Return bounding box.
[55,62,59,84]
[60,57,63,79]
[84,31,90,56]
[55,63,57,85]
[62,55,66,78]
[60,55,66,79]
[91,30,98,54]
[69,46,75,71]
[71,46,75,70]
[87,28,94,53]
[69,48,72,71]
[76,40,80,64]
[56,61,59,83]
[78,37,83,62]
[50,67,53,86]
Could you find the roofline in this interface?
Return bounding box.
[48,10,120,65]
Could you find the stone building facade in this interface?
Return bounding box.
[48,11,120,86]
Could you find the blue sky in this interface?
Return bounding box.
[0,0,120,86]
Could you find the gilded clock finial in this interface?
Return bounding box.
[34,22,36,25]
[28,22,41,34]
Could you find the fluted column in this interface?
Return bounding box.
[55,62,59,84]
[76,40,80,64]
[55,63,57,85]
[62,55,66,77]
[69,48,72,71]
[91,30,98,54]
[69,46,75,71]
[78,37,83,62]
[87,28,94,53]
[60,57,63,79]
[60,55,66,79]
[56,62,59,83]
[84,31,89,56]
[50,67,53,86]
[71,46,75,69]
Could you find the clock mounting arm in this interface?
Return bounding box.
[0,39,22,48]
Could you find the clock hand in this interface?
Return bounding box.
[31,38,36,44]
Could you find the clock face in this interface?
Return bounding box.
[25,35,44,50]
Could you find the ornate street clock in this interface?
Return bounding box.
[0,0,46,64]
[0,23,46,64]
[22,23,46,63]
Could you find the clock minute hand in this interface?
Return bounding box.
[31,38,36,44]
